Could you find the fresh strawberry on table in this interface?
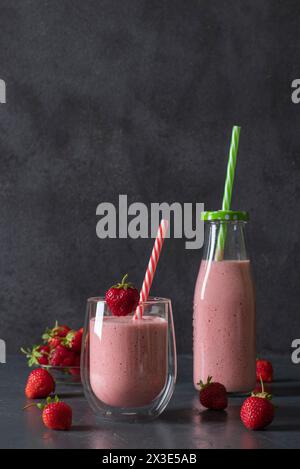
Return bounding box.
[105,274,139,317]
[198,376,228,410]
[240,379,274,430]
[62,328,83,353]
[21,344,50,366]
[25,396,72,431]
[25,368,55,399]
[256,358,273,383]
[40,396,72,431]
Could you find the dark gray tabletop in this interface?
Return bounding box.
[0,355,299,449]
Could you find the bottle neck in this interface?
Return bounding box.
[203,221,249,261]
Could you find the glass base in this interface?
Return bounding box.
[95,409,160,423]
[85,375,175,423]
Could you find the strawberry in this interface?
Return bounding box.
[40,396,72,430]
[21,344,50,366]
[42,321,70,346]
[198,376,228,410]
[25,368,55,399]
[49,345,76,367]
[105,274,139,317]
[240,379,274,430]
[69,354,81,376]
[47,337,63,349]
[256,358,273,383]
[25,396,72,431]
[62,328,83,353]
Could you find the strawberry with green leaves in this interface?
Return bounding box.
[21,344,50,366]
[40,396,72,430]
[25,395,72,431]
[62,328,83,353]
[105,274,139,317]
[198,376,228,410]
[42,321,70,348]
[240,378,274,430]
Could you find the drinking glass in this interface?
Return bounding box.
[81,297,177,421]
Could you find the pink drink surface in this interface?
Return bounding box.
[193,260,256,392]
[90,316,168,408]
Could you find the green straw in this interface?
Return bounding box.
[215,126,241,261]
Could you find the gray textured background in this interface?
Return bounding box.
[0,0,299,355]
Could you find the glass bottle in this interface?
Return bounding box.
[193,210,256,393]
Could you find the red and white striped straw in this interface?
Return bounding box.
[134,219,169,320]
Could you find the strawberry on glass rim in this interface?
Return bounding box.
[105,274,139,317]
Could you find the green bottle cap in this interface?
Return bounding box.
[201,210,249,221]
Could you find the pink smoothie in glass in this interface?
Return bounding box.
[193,260,256,392]
[90,315,168,408]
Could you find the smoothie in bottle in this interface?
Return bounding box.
[193,211,256,392]
[193,127,256,393]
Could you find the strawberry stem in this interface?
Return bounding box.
[24,395,60,412]
[111,274,135,290]
[260,374,264,394]
[252,375,272,400]
[23,403,37,410]
[121,274,128,285]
